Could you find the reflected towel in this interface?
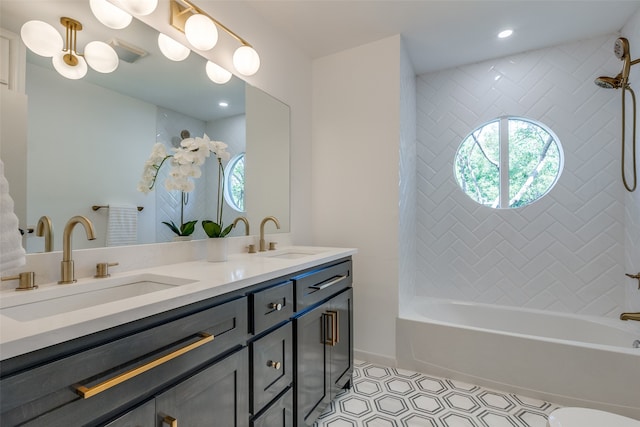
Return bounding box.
[0,158,26,272]
[106,204,138,247]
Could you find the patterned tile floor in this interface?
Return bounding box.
[314,360,559,427]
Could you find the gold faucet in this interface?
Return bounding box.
[259,216,280,252]
[35,215,54,252]
[232,216,250,236]
[59,215,96,284]
[620,312,640,321]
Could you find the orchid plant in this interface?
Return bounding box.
[138,134,231,237]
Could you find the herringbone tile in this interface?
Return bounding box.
[415,34,627,317]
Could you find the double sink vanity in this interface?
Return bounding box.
[0,246,356,426]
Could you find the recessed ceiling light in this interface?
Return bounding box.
[219,101,229,107]
[498,29,513,39]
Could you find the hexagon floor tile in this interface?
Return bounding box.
[314,360,559,427]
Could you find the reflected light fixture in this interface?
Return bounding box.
[21,17,119,80]
[206,60,232,84]
[158,33,190,61]
[169,0,260,77]
[89,0,132,29]
[498,29,513,39]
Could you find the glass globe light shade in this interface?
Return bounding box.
[116,0,158,16]
[84,41,119,73]
[89,0,132,29]
[52,51,88,80]
[158,34,190,61]
[20,20,63,57]
[233,46,260,76]
[184,14,218,51]
[206,61,232,84]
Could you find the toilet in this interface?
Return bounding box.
[547,407,640,427]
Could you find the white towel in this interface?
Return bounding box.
[106,203,138,247]
[0,158,26,272]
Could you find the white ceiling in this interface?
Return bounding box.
[244,0,640,75]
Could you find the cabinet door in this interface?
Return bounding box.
[295,302,330,426]
[328,288,353,395]
[155,348,249,427]
[104,401,155,427]
[250,388,293,427]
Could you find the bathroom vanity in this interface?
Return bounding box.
[0,248,354,426]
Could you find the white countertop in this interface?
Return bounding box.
[0,246,356,361]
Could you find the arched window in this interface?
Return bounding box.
[454,117,563,208]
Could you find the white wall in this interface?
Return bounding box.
[622,9,640,312]
[312,36,402,362]
[415,35,628,317]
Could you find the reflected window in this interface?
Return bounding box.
[454,117,563,208]
[224,153,245,212]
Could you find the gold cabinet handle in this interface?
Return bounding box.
[74,333,214,399]
[163,415,178,427]
[323,311,339,346]
[267,360,282,370]
[269,302,283,311]
[310,275,347,291]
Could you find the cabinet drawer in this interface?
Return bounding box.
[251,387,293,427]
[250,322,293,415]
[251,281,293,335]
[294,260,352,310]
[1,296,248,427]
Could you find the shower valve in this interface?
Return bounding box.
[626,272,640,289]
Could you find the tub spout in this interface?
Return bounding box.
[620,312,640,321]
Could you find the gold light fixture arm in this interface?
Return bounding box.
[60,17,83,66]
[170,0,253,47]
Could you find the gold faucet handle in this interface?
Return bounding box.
[269,241,277,251]
[2,272,37,291]
[247,244,256,254]
[95,262,119,278]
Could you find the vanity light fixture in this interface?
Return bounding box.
[89,0,132,30]
[109,0,158,17]
[169,0,260,77]
[21,17,119,80]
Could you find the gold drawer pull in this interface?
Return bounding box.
[74,333,214,399]
[269,302,283,311]
[163,415,178,427]
[310,275,347,291]
[267,360,282,370]
[323,311,339,346]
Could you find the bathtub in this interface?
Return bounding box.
[396,297,640,420]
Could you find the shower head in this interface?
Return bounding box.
[615,37,630,60]
[594,75,623,89]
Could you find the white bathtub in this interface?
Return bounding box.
[396,297,640,420]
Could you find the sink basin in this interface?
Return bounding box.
[1,274,195,322]
[259,247,327,259]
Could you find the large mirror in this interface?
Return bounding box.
[0,0,290,253]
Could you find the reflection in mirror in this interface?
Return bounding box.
[0,0,290,253]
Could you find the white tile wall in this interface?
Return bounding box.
[416,35,629,317]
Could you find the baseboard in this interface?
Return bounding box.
[354,348,397,368]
